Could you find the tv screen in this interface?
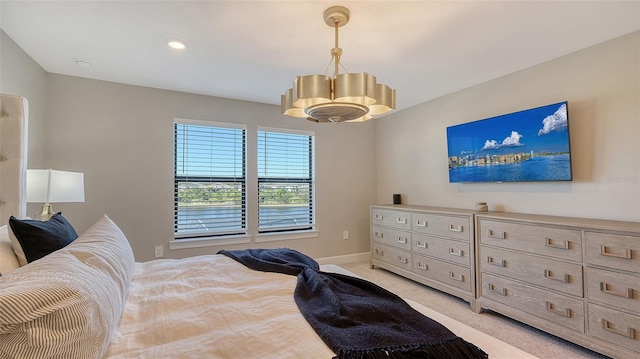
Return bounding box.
[447,101,572,183]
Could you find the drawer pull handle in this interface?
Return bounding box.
[374,231,384,239]
[397,256,408,264]
[416,241,428,249]
[545,302,572,318]
[449,271,464,282]
[448,248,463,257]
[545,238,569,250]
[600,245,632,259]
[487,256,505,267]
[602,319,636,339]
[396,236,407,244]
[544,269,570,283]
[415,220,427,227]
[488,230,505,239]
[375,248,384,256]
[417,262,428,271]
[449,224,463,232]
[374,214,383,220]
[396,217,408,224]
[488,283,507,296]
[600,282,633,299]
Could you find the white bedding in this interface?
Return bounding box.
[104,254,335,358]
[0,212,534,359]
[105,256,539,359]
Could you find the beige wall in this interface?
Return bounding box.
[1,30,376,261]
[41,75,377,261]
[376,31,640,222]
[3,28,639,262]
[0,30,47,169]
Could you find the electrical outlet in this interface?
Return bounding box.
[155,245,164,258]
[342,230,349,240]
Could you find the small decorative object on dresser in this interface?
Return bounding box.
[475,212,640,359]
[370,204,478,310]
[475,202,488,212]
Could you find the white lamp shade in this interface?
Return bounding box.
[26,169,85,203]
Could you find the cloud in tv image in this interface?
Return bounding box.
[447,102,572,183]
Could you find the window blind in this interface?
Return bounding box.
[174,121,246,238]
[257,129,314,233]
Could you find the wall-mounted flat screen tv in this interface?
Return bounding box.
[447,101,572,183]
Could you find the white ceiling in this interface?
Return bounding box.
[1,1,639,114]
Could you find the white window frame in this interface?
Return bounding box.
[171,119,248,248]
[255,126,316,241]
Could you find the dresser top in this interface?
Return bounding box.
[476,211,640,234]
[371,204,478,216]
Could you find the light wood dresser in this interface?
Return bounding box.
[370,205,478,310]
[475,212,640,359]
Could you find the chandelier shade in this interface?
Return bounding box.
[293,75,332,108]
[333,73,377,105]
[281,6,395,123]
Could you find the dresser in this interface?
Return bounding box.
[476,212,640,359]
[370,205,477,310]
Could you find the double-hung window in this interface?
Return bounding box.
[174,120,246,238]
[257,128,315,233]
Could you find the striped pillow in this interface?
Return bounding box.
[0,215,134,359]
[0,225,20,275]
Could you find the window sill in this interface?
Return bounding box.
[255,229,319,243]
[169,234,252,250]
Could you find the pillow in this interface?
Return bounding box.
[0,225,20,275]
[0,214,135,359]
[9,212,78,265]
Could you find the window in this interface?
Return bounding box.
[257,128,315,233]
[174,120,246,238]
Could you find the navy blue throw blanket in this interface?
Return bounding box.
[219,248,488,359]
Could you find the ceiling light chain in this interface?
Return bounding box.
[281,6,396,123]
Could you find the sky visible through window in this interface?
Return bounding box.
[175,126,310,178]
[175,124,244,177]
[258,131,311,179]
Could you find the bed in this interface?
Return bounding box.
[0,94,531,359]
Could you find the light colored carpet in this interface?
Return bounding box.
[322,264,537,358]
[338,261,609,359]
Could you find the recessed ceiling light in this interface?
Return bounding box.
[74,59,91,68]
[166,39,186,50]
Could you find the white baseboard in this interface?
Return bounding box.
[316,252,370,265]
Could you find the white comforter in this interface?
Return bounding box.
[104,254,335,358]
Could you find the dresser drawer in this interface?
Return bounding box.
[372,244,412,271]
[479,220,582,261]
[588,303,640,354]
[585,232,640,273]
[413,254,471,291]
[586,267,640,313]
[371,208,411,230]
[481,273,585,332]
[412,213,471,241]
[480,246,583,297]
[371,226,412,251]
[412,233,470,266]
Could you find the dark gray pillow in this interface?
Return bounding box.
[9,213,78,263]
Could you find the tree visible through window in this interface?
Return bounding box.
[174,120,246,238]
[257,129,315,233]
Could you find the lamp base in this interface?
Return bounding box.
[40,203,54,221]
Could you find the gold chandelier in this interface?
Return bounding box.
[281,6,396,123]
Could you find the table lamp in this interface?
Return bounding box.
[26,169,85,220]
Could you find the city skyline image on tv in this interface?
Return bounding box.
[446,101,572,183]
